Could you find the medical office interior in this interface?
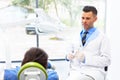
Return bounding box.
[0,0,119,80]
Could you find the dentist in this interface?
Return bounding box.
[66,5,111,80]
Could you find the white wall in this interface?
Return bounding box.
[106,0,120,80]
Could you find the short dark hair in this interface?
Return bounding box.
[83,6,97,15]
[21,47,48,69]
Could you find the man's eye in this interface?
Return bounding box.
[86,18,90,20]
[82,17,85,19]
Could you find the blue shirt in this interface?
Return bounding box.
[4,67,59,80]
[80,27,96,43]
[4,62,59,80]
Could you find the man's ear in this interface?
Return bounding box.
[94,16,97,22]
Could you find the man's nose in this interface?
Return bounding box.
[82,19,87,23]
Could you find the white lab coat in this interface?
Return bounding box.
[67,29,111,80]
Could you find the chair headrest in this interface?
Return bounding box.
[18,62,47,80]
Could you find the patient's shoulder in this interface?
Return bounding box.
[4,66,20,80]
[47,69,59,80]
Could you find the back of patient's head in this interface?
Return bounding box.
[21,47,48,69]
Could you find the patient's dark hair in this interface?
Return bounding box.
[83,6,97,15]
[21,47,48,69]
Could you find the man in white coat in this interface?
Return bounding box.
[66,6,111,80]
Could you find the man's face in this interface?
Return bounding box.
[81,11,97,30]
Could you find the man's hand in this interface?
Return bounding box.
[74,51,85,62]
[66,53,75,61]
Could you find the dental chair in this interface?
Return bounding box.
[18,62,48,80]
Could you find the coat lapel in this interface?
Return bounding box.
[84,29,99,46]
